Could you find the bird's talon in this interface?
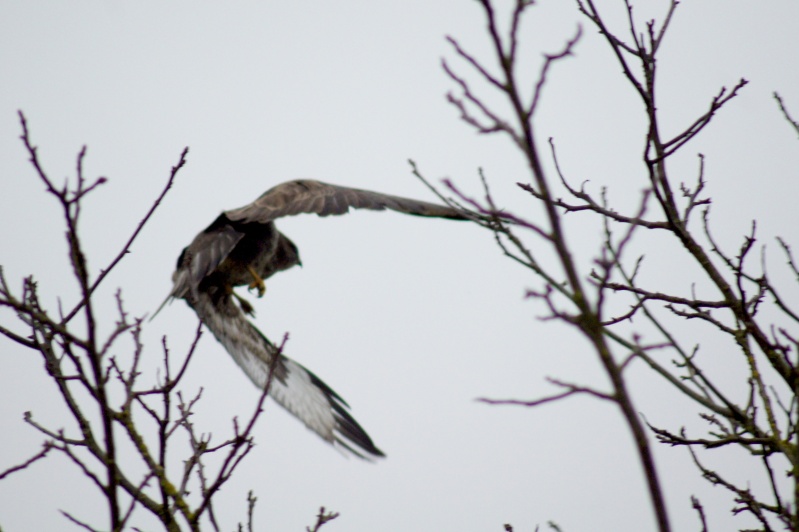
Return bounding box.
[231,290,256,316]
[246,266,266,297]
[248,280,266,298]
[239,298,256,316]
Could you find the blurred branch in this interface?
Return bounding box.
[0,115,272,531]
[0,441,53,480]
[438,2,672,530]
[428,0,799,530]
[306,507,340,532]
[774,92,799,138]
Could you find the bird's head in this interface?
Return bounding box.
[275,233,302,270]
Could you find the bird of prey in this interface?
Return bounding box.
[161,179,466,458]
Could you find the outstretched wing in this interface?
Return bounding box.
[165,215,246,303]
[225,179,466,224]
[161,180,465,309]
[151,215,247,319]
[189,288,384,459]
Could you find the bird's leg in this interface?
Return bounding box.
[225,284,256,316]
[246,265,266,297]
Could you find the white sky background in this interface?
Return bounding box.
[1,1,798,530]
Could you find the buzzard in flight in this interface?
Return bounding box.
[161,179,466,458]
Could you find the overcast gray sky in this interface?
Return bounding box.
[2,1,798,530]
